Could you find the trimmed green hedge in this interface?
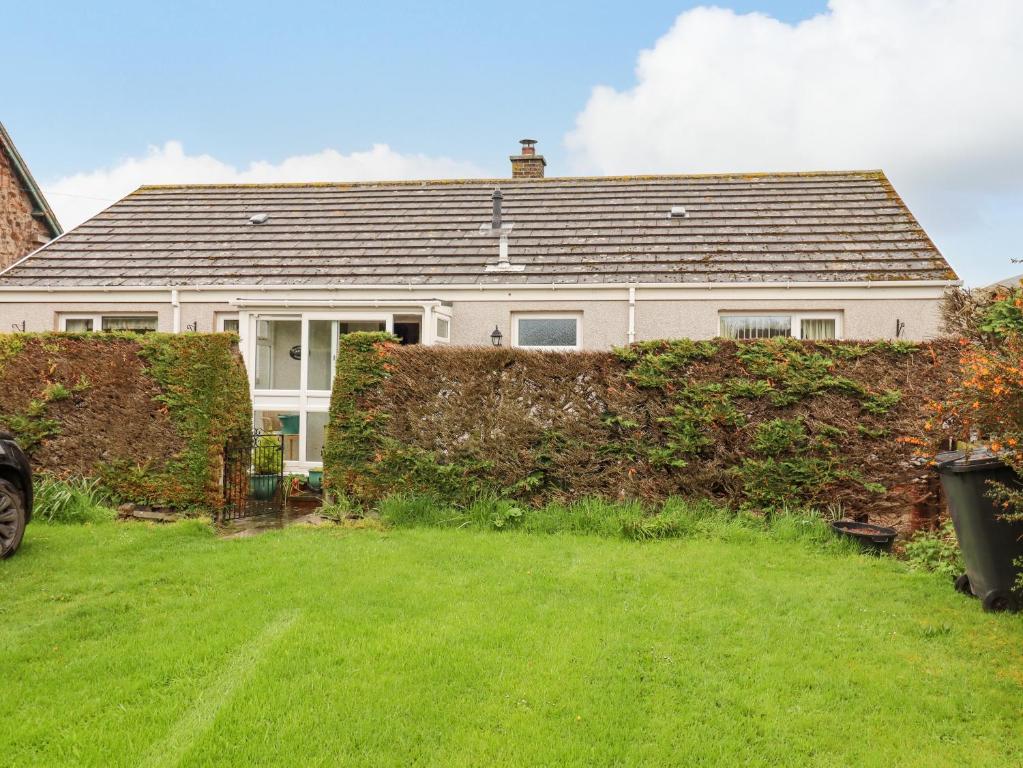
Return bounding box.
[322,332,399,503]
[323,334,957,526]
[0,332,251,512]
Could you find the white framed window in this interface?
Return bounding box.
[59,313,159,333]
[512,313,581,350]
[60,315,96,332]
[304,410,330,463]
[435,315,450,342]
[216,313,240,333]
[253,316,302,392]
[251,312,391,395]
[718,312,842,340]
[249,310,391,469]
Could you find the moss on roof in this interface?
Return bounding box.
[135,169,889,193]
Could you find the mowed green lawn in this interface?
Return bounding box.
[2,520,1022,767]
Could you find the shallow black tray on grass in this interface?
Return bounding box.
[830,519,897,554]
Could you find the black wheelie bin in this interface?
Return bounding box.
[936,449,1023,612]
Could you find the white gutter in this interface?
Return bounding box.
[170,288,181,333]
[228,298,446,308]
[627,284,636,344]
[0,279,963,293]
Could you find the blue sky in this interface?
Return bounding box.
[6,1,824,176]
[5,1,1022,285]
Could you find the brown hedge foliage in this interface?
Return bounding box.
[326,336,960,528]
[0,333,251,511]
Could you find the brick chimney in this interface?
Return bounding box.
[510,139,546,179]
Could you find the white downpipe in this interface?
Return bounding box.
[238,310,254,389]
[170,288,181,333]
[422,303,434,345]
[498,235,509,266]
[627,285,636,345]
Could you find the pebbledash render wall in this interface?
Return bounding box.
[0,300,232,333]
[0,147,51,271]
[0,283,947,345]
[450,292,945,346]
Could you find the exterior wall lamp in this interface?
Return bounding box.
[490,326,503,347]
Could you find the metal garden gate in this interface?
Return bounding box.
[220,429,285,521]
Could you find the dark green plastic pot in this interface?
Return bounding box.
[307,469,323,491]
[250,474,279,501]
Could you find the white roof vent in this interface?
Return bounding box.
[248,213,269,225]
[484,233,525,273]
[669,206,688,218]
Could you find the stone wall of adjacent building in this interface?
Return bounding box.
[0,148,50,270]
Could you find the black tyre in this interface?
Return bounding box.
[953,573,972,596]
[0,478,26,559]
[981,590,1019,613]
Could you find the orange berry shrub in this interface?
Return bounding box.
[935,284,1023,523]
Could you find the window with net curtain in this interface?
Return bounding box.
[720,316,836,340]
[720,316,793,340]
[800,318,837,340]
[101,316,158,332]
[62,315,158,333]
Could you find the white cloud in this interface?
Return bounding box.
[566,0,1023,285]
[44,141,485,230]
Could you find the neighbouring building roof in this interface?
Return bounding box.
[0,122,62,241]
[986,273,1023,291]
[0,170,957,288]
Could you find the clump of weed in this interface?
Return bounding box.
[905,521,964,581]
[34,474,115,524]
[372,493,849,551]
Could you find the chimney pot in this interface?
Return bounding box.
[491,188,503,230]
[510,139,545,179]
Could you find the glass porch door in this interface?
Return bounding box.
[251,313,394,472]
[305,320,388,392]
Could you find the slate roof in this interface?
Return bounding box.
[0,170,957,287]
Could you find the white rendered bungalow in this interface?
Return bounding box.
[0,141,960,471]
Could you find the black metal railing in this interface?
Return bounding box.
[220,429,285,521]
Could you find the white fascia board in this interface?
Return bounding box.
[0,280,959,305]
[623,284,953,301]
